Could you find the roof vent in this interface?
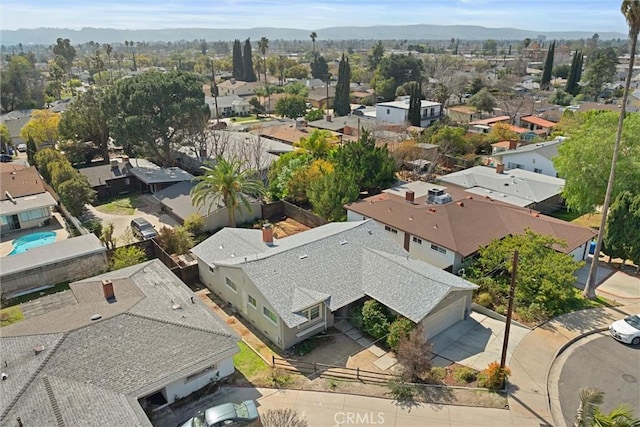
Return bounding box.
[427,208,436,213]
[340,240,348,245]
[90,314,102,321]
[172,303,182,310]
[34,345,45,355]
[299,254,308,259]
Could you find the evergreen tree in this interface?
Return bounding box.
[334,54,351,116]
[26,136,37,166]
[541,40,555,90]
[566,50,582,95]
[407,81,422,126]
[311,55,329,81]
[242,38,257,82]
[232,39,243,79]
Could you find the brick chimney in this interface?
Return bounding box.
[496,163,505,174]
[262,223,274,246]
[508,140,518,150]
[405,190,415,203]
[326,115,332,122]
[102,279,116,303]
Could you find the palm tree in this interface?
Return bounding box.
[258,37,269,111]
[310,32,318,77]
[294,129,337,159]
[105,43,113,84]
[190,157,265,228]
[584,0,640,298]
[575,387,604,427]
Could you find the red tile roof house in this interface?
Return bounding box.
[345,181,595,273]
[518,115,557,136]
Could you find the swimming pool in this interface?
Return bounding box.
[9,231,57,255]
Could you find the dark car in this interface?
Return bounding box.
[0,154,12,163]
[130,217,158,240]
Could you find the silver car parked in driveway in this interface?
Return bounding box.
[130,217,158,240]
[178,400,260,427]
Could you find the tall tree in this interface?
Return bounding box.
[294,128,336,159]
[242,38,257,82]
[584,0,640,297]
[1,55,44,111]
[191,157,265,227]
[334,54,351,116]
[232,39,243,79]
[407,81,422,127]
[468,88,497,114]
[582,47,618,100]
[20,109,60,146]
[108,70,210,166]
[311,55,329,81]
[274,95,307,119]
[52,38,76,79]
[26,136,37,166]
[58,88,111,163]
[369,41,385,71]
[258,37,269,110]
[540,40,555,90]
[604,191,640,265]
[310,31,318,77]
[307,169,359,221]
[565,50,582,95]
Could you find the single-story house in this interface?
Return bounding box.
[491,137,565,177]
[152,180,261,231]
[439,165,566,213]
[127,158,193,193]
[0,167,57,234]
[307,86,335,109]
[446,106,482,124]
[0,259,239,427]
[345,181,595,272]
[205,95,251,118]
[78,158,136,201]
[519,115,556,135]
[191,220,478,350]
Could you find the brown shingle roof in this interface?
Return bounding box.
[0,166,46,200]
[346,192,595,257]
[521,116,556,128]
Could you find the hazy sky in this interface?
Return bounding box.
[1,0,628,33]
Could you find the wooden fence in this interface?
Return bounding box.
[272,356,398,384]
[262,200,328,228]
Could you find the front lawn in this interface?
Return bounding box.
[0,306,24,327]
[233,341,270,381]
[549,209,602,230]
[95,195,142,215]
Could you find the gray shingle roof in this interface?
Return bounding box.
[128,158,193,185]
[497,138,564,161]
[196,220,476,328]
[78,161,132,187]
[0,260,238,427]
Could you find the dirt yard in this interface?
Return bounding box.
[264,217,310,239]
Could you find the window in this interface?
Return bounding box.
[263,307,278,324]
[534,168,543,174]
[301,305,321,323]
[248,294,257,308]
[384,225,398,234]
[386,108,390,114]
[412,236,422,244]
[19,208,48,222]
[430,243,447,254]
[209,266,214,272]
[225,277,237,292]
[430,108,435,117]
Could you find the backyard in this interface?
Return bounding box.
[94,195,144,215]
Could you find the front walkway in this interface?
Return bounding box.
[334,320,398,372]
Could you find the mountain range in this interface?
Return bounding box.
[1,25,626,46]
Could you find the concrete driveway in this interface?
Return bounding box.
[574,258,640,302]
[82,194,179,246]
[429,311,530,371]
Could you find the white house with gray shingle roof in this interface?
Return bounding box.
[0,260,239,427]
[191,220,477,350]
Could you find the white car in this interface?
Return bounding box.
[16,143,27,152]
[610,314,640,345]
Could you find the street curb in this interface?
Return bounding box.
[546,327,609,427]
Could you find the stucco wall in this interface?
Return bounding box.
[162,357,235,403]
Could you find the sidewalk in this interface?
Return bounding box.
[508,302,640,426]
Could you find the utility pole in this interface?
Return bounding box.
[500,250,519,376]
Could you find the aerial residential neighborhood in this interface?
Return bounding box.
[1,2,639,426]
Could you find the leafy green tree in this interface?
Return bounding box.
[582,47,618,99]
[431,126,468,156]
[1,55,43,112]
[483,39,497,55]
[307,169,359,221]
[566,50,583,96]
[548,89,574,106]
[540,40,556,90]
[183,213,205,237]
[471,229,583,320]
[361,299,390,340]
[369,41,385,71]
[604,192,640,263]
[100,222,115,250]
[242,38,257,82]
[258,37,269,85]
[294,128,336,159]
[57,175,96,217]
[407,81,421,127]
[0,123,10,153]
[285,64,308,79]
[49,161,76,189]
[111,246,147,270]
[283,81,309,97]
[468,88,497,114]
[26,136,37,166]
[373,54,422,100]
[275,95,307,119]
[33,148,66,182]
[45,60,65,100]
[52,37,77,79]
[554,111,640,214]
[311,55,329,81]
[20,109,60,146]
[286,159,333,204]
[191,157,265,227]
[468,76,484,95]
[387,317,414,350]
[333,130,396,194]
[58,87,111,163]
[304,109,325,122]
[334,54,351,116]
[268,151,312,200]
[232,39,243,79]
[553,64,571,80]
[109,70,209,166]
[157,225,194,255]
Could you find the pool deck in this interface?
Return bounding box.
[0,212,71,258]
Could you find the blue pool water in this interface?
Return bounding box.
[9,231,57,255]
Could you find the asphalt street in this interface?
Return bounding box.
[557,332,640,426]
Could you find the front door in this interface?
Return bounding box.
[403,233,410,251]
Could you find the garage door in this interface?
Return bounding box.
[421,296,466,339]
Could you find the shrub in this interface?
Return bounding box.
[395,324,434,382]
[83,219,103,237]
[183,213,205,236]
[494,305,507,315]
[362,299,390,340]
[476,292,493,308]
[270,368,292,388]
[387,317,414,350]
[157,225,194,255]
[349,305,364,330]
[477,361,510,390]
[110,246,147,270]
[426,366,447,383]
[517,303,548,323]
[453,366,477,383]
[292,338,315,356]
[261,408,308,427]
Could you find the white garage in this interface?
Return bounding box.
[421,294,468,339]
